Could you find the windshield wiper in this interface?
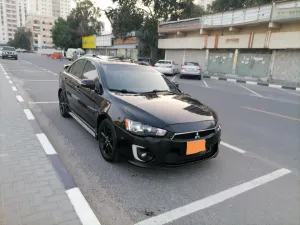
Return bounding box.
[141,90,175,94]
[109,89,138,94]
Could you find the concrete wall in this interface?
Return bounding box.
[165,50,185,65]
[185,50,207,69]
[272,50,300,83]
[158,37,204,49]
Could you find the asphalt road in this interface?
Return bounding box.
[3,54,300,225]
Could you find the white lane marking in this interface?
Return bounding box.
[238,84,263,97]
[296,87,300,92]
[246,81,257,85]
[171,76,176,81]
[269,84,282,89]
[221,141,246,154]
[227,78,237,82]
[8,80,13,84]
[4,72,7,75]
[6,76,9,79]
[66,188,101,225]
[24,80,57,82]
[36,133,57,155]
[24,109,35,120]
[202,79,209,88]
[135,168,291,225]
[12,86,17,91]
[29,101,59,104]
[281,88,300,97]
[210,76,219,80]
[16,95,24,102]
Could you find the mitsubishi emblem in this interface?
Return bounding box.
[195,132,201,139]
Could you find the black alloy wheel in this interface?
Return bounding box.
[59,91,70,117]
[98,119,119,162]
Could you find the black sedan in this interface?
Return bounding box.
[58,56,221,166]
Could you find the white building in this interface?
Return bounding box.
[27,0,72,19]
[196,0,215,10]
[0,0,27,44]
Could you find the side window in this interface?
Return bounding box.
[82,60,98,80]
[69,60,86,78]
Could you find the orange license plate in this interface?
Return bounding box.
[186,140,206,155]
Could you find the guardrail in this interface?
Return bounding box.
[158,0,300,30]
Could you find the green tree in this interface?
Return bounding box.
[208,0,274,12]
[106,0,203,61]
[7,27,32,50]
[51,0,104,49]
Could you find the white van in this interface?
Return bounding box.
[66,48,85,60]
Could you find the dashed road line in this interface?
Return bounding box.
[243,107,300,122]
[12,86,17,91]
[238,84,263,97]
[66,188,101,225]
[36,133,57,155]
[5,76,9,79]
[8,80,13,84]
[24,80,57,82]
[16,95,24,102]
[135,168,291,225]
[220,141,246,154]
[203,79,209,88]
[24,109,35,120]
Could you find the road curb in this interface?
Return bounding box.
[203,75,300,92]
[0,62,101,225]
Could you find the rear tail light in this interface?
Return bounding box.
[181,67,186,69]
[167,66,172,68]
[197,68,202,70]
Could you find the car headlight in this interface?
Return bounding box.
[125,119,167,137]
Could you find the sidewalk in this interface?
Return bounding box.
[0,66,82,224]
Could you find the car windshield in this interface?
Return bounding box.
[102,64,178,94]
[3,47,15,51]
[184,62,199,66]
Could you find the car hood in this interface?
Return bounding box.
[111,93,217,127]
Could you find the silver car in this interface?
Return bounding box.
[180,62,202,80]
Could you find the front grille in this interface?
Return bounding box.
[172,129,215,141]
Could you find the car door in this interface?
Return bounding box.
[65,59,86,115]
[77,60,99,127]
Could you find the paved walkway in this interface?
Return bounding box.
[0,65,82,225]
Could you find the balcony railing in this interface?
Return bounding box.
[158,0,300,32]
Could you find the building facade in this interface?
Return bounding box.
[83,32,141,61]
[27,0,71,19]
[26,14,55,49]
[0,0,27,44]
[158,0,300,84]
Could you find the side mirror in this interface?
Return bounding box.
[64,64,70,70]
[81,79,95,90]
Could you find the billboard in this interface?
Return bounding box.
[82,36,96,49]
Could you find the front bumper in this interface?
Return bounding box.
[115,126,221,167]
[2,54,17,58]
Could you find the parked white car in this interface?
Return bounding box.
[154,60,178,75]
[180,62,202,80]
[66,48,85,60]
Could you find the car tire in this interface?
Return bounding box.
[58,90,70,118]
[15,57,18,60]
[179,75,183,79]
[98,119,119,163]
[198,76,202,80]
